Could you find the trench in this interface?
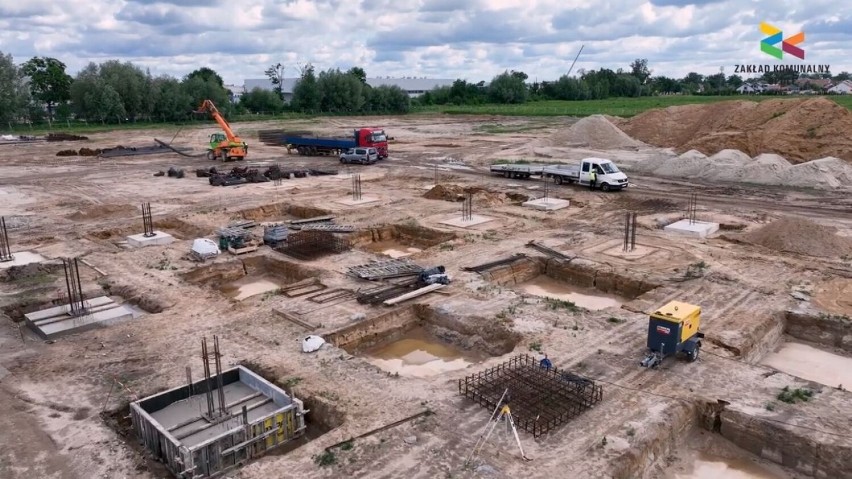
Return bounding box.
[324,304,520,377]
[234,202,331,222]
[181,255,320,301]
[88,216,207,242]
[351,224,456,259]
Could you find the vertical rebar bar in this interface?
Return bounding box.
[631,212,637,251]
[351,174,362,201]
[462,192,473,221]
[186,366,193,396]
[201,337,215,418]
[214,335,226,415]
[0,217,13,262]
[623,213,630,252]
[142,202,154,237]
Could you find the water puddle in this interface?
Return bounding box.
[674,452,788,478]
[517,275,623,310]
[219,276,280,301]
[760,341,852,389]
[363,328,483,378]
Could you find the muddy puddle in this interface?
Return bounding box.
[363,327,484,378]
[672,452,789,478]
[760,341,852,388]
[219,276,280,301]
[517,275,623,310]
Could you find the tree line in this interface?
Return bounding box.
[417,58,852,106]
[0,52,411,126]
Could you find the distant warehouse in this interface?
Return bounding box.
[242,77,455,102]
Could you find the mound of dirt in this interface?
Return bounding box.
[742,216,852,257]
[617,98,852,163]
[56,149,77,156]
[67,204,137,221]
[423,184,526,206]
[545,115,646,149]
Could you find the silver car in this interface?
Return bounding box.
[339,147,378,165]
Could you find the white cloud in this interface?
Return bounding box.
[0,0,848,85]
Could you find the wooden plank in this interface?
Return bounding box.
[273,308,317,330]
[383,284,445,306]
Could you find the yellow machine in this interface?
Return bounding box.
[640,301,704,368]
[195,99,248,161]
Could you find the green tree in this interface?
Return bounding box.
[0,51,29,125]
[20,56,72,117]
[151,76,192,122]
[186,67,224,88]
[98,60,149,120]
[726,74,744,89]
[317,68,365,112]
[69,62,100,120]
[365,85,409,113]
[181,75,230,111]
[291,65,321,113]
[86,80,126,122]
[629,58,651,84]
[347,67,367,84]
[240,87,284,113]
[264,63,286,99]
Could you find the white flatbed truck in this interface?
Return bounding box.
[542,158,628,191]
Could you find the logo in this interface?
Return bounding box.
[760,22,804,60]
[656,325,671,335]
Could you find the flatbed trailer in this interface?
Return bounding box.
[489,164,544,179]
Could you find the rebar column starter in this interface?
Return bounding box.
[623,212,637,252]
[0,216,13,262]
[458,354,603,438]
[214,336,226,415]
[687,193,698,225]
[62,257,87,316]
[201,337,215,418]
[141,202,155,237]
[352,174,362,201]
[275,229,350,260]
[462,192,473,221]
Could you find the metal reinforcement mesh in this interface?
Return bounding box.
[274,230,350,260]
[458,354,603,438]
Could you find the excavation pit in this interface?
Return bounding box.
[352,224,456,258]
[234,202,330,222]
[130,365,306,479]
[760,341,852,389]
[90,217,207,242]
[325,304,521,376]
[479,256,657,304]
[182,256,318,300]
[362,327,488,378]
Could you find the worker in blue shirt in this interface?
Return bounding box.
[540,354,552,370]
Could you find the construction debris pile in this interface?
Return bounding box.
[617,97,852,163]
[217,221,260,253]
[153,167,186,178]
[56,143,192,158]
[424,184,530,205]
[46,133,88,141]
[739,216,852,257]
[200,165,338,187]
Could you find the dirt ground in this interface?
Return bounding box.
[1,114,852,479]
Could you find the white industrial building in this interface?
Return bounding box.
[242,77,455,102]
[828,80,852,94]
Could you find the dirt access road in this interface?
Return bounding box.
[1,114,851,479]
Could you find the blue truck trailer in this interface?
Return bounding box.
[283,127,389,158]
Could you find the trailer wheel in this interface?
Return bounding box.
[555,176,563,185]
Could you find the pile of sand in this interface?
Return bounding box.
[544,115,646,149]
[617,98,852,163]
[629,149,852,189]
[742,216,852,257]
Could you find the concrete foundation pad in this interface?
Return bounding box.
[439,214,495,228]
[335,196,380,206]
[664,219,720,238]
[0,251,46,269]
[24,296,135,339]
[523,198,570,211]
[126,231,175,247]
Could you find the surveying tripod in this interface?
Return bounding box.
[465,389,531,465]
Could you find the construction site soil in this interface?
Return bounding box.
[1,109,852,479]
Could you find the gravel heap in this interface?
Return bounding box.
[742,216,852,257]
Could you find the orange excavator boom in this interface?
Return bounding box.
[196,100,241,143]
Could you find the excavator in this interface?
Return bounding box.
[195,100,248,161]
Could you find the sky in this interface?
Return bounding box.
[0,0,849,86]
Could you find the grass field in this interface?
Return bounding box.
[6,95,852,135]
[412,95,852,117]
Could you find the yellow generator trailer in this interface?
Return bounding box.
[640,301,704,368]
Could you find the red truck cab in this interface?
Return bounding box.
[355,128,389,159]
